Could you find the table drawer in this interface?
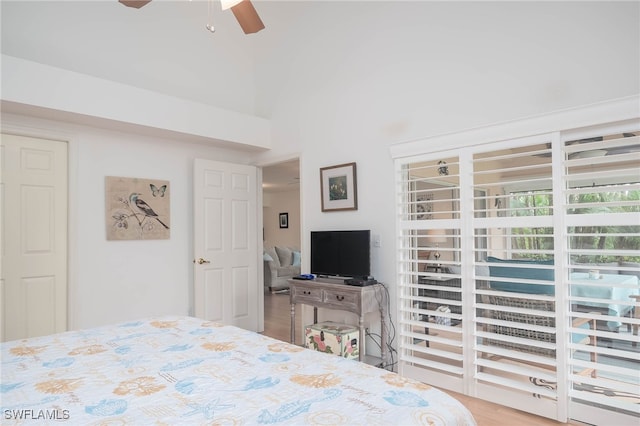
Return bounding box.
[323,289,360,311]
[291,285,323,304]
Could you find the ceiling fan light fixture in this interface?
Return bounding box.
[119,0,264,35]
[221,0,243,10]
[118,0,152,8]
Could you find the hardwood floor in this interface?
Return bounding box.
[263,290,301,344]
[262,291,573,426]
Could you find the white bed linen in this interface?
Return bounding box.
[1,316,476,425]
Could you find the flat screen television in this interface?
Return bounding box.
[310,230,371,279]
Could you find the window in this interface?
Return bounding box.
[393,104,640,425]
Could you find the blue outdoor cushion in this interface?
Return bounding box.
[487,256,555,295]
[573,320,591,344]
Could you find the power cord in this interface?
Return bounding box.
[374,281,398,371]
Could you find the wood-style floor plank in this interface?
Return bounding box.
[262,292,573,426]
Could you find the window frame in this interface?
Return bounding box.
[391,97,640,425]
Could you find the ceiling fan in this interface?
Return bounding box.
[119,0,265,34]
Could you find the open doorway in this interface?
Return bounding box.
[261,158,301,341]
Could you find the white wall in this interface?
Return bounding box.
[2,55,271,150]
[263,189,301,249]
[253,2,640,338]
[2,113,254,330]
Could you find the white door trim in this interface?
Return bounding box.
[1,117,79,331]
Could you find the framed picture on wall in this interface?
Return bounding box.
[105,176,170,240]
[320,162,358,212]
[279,212,289,228]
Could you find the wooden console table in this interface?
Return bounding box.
[289,278,387,366]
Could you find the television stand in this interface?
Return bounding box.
[288,278,388,367]
[313,276,346,285]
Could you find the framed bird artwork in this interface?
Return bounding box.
[105,176,170,240]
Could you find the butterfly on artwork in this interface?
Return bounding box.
[150,183,167,197]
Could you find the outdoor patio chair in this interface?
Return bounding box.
[482,295,598,378]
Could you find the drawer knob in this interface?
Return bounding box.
[336,295,345,301]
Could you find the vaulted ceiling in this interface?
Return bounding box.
[1,1,305,117]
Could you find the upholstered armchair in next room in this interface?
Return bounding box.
[263,246,301,293]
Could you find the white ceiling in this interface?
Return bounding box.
[262,158,299,193]
[1,0,302,116]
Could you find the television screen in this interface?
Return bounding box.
[310,230,371,279]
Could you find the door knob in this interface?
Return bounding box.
[194,258,211,264]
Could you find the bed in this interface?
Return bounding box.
[1,316,476,425]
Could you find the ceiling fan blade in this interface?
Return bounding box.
[230,0,265,34]
[119,0,152,8]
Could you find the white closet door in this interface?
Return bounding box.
[1,134,68,341]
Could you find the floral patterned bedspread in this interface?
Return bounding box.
[1,316,476,425]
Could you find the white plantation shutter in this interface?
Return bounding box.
[394,108,640,424]
[471,136,563,419]
[562,128,640,425]
[397,155,466,391]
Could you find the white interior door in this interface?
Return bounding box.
[193,159,259,331]
[0,134,68,342]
